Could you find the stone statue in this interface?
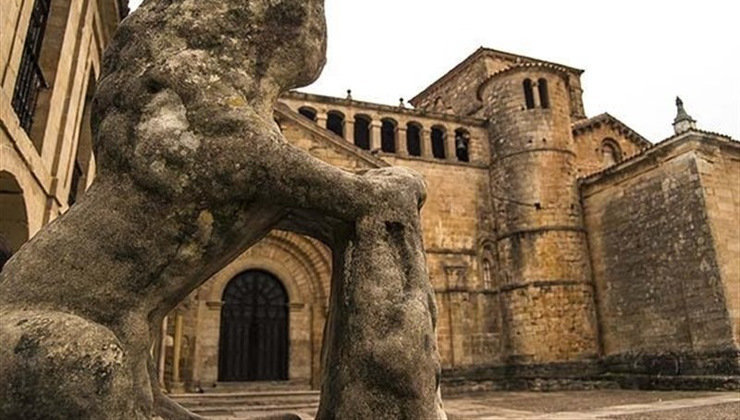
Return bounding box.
[0,1,445,419]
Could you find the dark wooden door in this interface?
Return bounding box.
[218,270,289,382]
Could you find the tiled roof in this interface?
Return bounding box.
[580,129,738,182]
[410,47,583,106]
[475,61,575,101]
[572,113,652,149]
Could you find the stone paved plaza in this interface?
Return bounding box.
[193,390,740,419]
[442,390,740,419]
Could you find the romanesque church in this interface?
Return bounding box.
[2,0,738,393]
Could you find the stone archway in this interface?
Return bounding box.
[176,230,332,389]
[218,270,290,382]
[0,171,29,271]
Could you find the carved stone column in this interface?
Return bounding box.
[158,316,168,391]
[421,128,433,159]
[398,126,409,156]
[345,118,355,143]
[316,110,328,129]
[445,129,457,161]
[371,121,382,151]
[170,314,185,393]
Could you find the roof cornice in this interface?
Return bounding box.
[410,47,584,106]
[283,91,486,126]
[476,62,574,101]
[580,129,738,184]
[572,113,652,149]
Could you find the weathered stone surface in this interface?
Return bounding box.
[0,0,443,418]
[582,135,740,377]
[316,168,444,419]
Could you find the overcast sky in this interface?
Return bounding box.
[128,0,739,141]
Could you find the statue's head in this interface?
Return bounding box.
[133,0,327,93]
[253,0,328,91]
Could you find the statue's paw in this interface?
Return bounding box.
[0,309,138,419]
[363,167,427,210]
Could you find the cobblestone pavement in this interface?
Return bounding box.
[205,390,740,419]
[442,390,740,419]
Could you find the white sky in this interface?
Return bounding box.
[128,0,739,141]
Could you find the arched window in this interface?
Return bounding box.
[326,111,345,138]
[601,139,622,166]
[538,78,550,109]
[431,126,446,159]
[523,79,535,110]
[406,122,422,157]
[381,118,397,153]
[482,259,493,290]
[354,114,371,150]
[298,106,317,122]
[455,128,470,162]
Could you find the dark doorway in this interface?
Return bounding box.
[218,270,289,382]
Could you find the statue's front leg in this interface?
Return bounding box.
[316,169,446,420]
[147,353,205,420]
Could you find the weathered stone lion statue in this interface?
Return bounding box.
[0,0,445,419]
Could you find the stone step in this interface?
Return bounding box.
[204,381,312,393]
[172,390,320,415]
[183,402,318,416]
[177,397,319,409]
[172,390,319,400]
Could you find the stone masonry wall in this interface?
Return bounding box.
[1,0,117,243]
[412,50,586,120]
[480,67,599,367]
[695,141,740,348]
[413,57,489,117]
[583,138,738,375]
[280,93,489,166]
[573,122,646,177]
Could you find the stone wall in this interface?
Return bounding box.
[694,139,740,348]
[582,134,739,375]
[572,116,648,177]
[280,92,489,166]
[412,55,489,117]
[0,0,120,256]
[410,48,586,120]
[480,66,600,367]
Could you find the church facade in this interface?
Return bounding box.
[2,1,738,393]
